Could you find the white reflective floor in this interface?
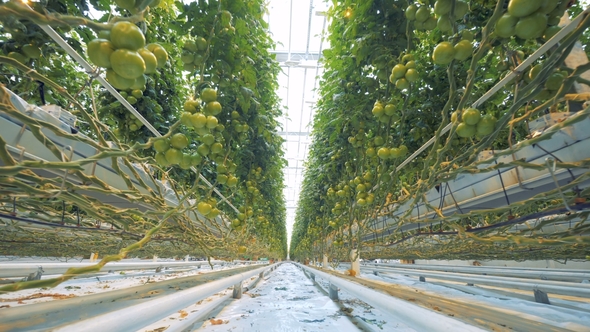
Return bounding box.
[195,263,364,332]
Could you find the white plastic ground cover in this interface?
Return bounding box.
[194,263,372,332]
[0,260,235,308]
[358,269,590,331]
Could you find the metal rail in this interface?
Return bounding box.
[53,264,275,331]
[143,266,273,332]
[0,259,266,278]
[367,266,590,298]
[294,263,484,331]
[363,263,590,282]
[0,264,274,331]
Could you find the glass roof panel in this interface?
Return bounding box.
[267,0,328,248]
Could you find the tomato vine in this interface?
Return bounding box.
[290,0,590,263]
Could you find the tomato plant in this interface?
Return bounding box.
[290,0,590,263]
[0,0,289,272]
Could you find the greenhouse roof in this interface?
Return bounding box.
[266,0,329,247]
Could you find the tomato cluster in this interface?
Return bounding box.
[406,0,468,32]
[432,38,473,65]
[180,37,208,72]
[494,0,567,40]
[87,21,168,90]
[389,54,419,91]
[452,108,497,138]
[3,44,42,65]
[196,198,221,219]
[231,205,254,230]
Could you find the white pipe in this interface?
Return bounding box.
[367,263,590,282]
[34,19,239,213]
[163,292,232,332]
[162,269,266,332]
[55,264,275,332]
[0,259,231,278]
[372,267,590,298]
[295,263,485,331]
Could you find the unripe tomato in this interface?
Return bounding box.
[106,68,134,90]
[515,13,547,40]
[415,6,430,23]
[405,4,418,20]
[453,40,472,61]
[392,64,407,79]
[495,14,518,38]
[110,49,146,79]
[201,88,217,102]
[404,68,419,82]
[508,0,543,18]
[462,108,481,125]
[110,21,145,51]
[456,122,476,138]
[432,42,455,65]
[165,148,183,164]
[138,48,157,74]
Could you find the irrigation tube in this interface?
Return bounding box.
[365,263,590,282]
[55,263,275,332]
[0,260,263,278]
[295,263,485,332]
[373,267,590,298]
[34,16,239,213]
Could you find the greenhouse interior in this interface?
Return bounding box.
[0,0,590,330]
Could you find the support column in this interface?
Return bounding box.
[533,289,550,304]
[152,255,158,262]
[233,281,243,299]
[185,255,190,262]
[323,254,328,268]
[328,283,339,300]
[350,249,360,276]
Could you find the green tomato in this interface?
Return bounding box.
[515,13,548,40]
[456,122,476,138]
[405,4,418,20]
[432,42,455,65]
[495,14,519,38]
[508,0,543,18]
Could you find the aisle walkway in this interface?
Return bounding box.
[196,263,361,332]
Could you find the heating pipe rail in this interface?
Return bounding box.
[54,263,277,332]
[363,263,590,282]
[295,263,485,332]
[0,259,268,278]
[367,266,590,298]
